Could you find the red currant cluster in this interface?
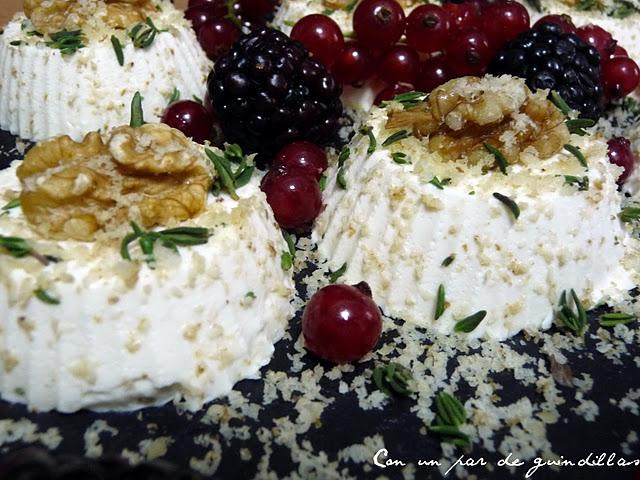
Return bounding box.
[290,0,531,103]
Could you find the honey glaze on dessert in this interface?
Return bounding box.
[24,0,158,34]
[17,123,214,241]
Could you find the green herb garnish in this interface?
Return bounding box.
[484,143,508,175]
[1,198,20,215]
[360,126,376,155]
[557,289,587,336]
[129,17,166,49]
[345,0,359,12]
[599,312,636,327]
[192,95,203,105]
[428,176,451,190]
[387,90,427,109]
[620,206,640,222]
[225,0,243,28]
[566,118,596,136]
[435,284,446,320]
[120,222,211,268]
[283,230,295,257]
[391,152,410,164]
[564,144,588,169]
[321,8,335,15]
[319,174,327,192]
[26,30,43,37]
[493,192,520,220]
[327,263,347,283]
[382,130,410,147]
[576,0,597,10]
[245,291,256,300]
[564,175,589,191]
[524,0,542,12]
[441,254,455,267]
[110,35,124,66]
[46,29,85,55]
[372,362,414,397]
[338,145,350,166]
[168,87,180,104]
[9,40,21,46]
[206,145,254,200]
[430,391,470,447]
[281,251,293,270]
[454,310,487,333]
[337,168,347,189]
[0,235,57,265]
[550,91,572,116]
[34,288,60,305]
[130,91,145,127]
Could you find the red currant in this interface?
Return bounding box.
[576,24,617,60]
[533,14,577,34]
[405,5,452,56]
[378,45,420,85]
[291,15,345,68]
[611,44,629,59]
[197,19,240,61]
[416,58,450,92]
[374,83,414,105]
[332,41,375,87]
[602,57,640,98]
[353,0,406,49]
[272,141,328,179]
[161,100,213,144]
[185,4,226,33]
[236,0,278,24]
[445,31,492,77]
[442,0,481,33]
[261,171,323,231]
[482,0,529,50]
[302,282,382,363]
[607,137,637,185]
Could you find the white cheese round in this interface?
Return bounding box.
[0,6,212,142]
[0,163,295,412]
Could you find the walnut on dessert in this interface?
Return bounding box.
[24,0,156,34]
[17,125,214,241]
[386,75,570,167]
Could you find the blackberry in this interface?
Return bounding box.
[207,28,343,166]
[489,22,603,120]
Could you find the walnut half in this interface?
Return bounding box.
[386,75,570,167]
[17,125,214,241]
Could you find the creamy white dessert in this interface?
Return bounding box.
[0,0,211,142]
[314,75,638,340]
[0,124,294,412]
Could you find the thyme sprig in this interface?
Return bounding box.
[46,29,85,55]
[620,206,640,223]
[385,90,427,109]
[430,392,470,447]
[382,130,410,147]
[129,17,166,49]
[557,289,587,336]
[484,143,508,175]
[564,144,588,169]
[429,176,451,190]
[566,118,596,136]
[373,362,414,397]
[551,91,572,116]
[391,152,410,164]
[206,144,254,200]
[564,175,589,191]
[599,312,636,327]
[360,126,376,155]
[0,235,56,266]
[1,198,20,215]
[120,221,211,268]
[168,87,180,104]
[327,263,347,283]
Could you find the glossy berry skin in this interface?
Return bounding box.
[353,0,406,49]
[272,141,328,179]
[607,137,637,185]
[197,19,240,61]
[302,283,382,363]
[602,57,640,98]
[188,0,226,9]
[416,58,450,93]
[374,82,413,105]
[161,100,212,144]
[185,4,226,33]
[611,44,629,59]
[405,5,452,56]
[378,45,419,85]
[291,15,345,68]
[482,0,529,50]
[446,31,492,77]
[576,24,616,60]
[441,0,481,33]
[236,0,278,25]
[332,41,375,86]
[533,14,576,34]
[261,171,323,231]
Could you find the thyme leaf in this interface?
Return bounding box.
[599,312,636,327]
[129,17,166,49]
[428,176,451,190]
[564,175,589,191]
[373,362,414,397]
[327,263,347,283]
[566,118,596,136]
[382,130,410,147]
[34,288,60,305]
[430,392,470,447]
[130,91,145,127]
[168,87,180,104]
[564,144,588,169]
[620,206,640,222]
[281,251,293,270]
[484,143,508,175]
[557,289,588,336]
[360,126,376,155]
[493,192,520,220]
[391,152,410,164]
[454,310,487,333]
[46,29,85,55]
[435,284,446,320]
[110,35,124,66]
[441,254,455,267]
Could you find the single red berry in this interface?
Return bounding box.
[236,0,278,24]
[272,141,328,179]
[533,14,577,34]
[188,0,226,9]
[482,0,529,50]
[416,58,450,92]
[302,283,382,363]
[353,0,406,49]
[445,31,492,77]
[161,100,213,144]
[332,41,375,87]
[378,45,420,85]
[576,24,617,60]
[607,137,637,185]
[610,44,629,59]
[405,5,452,56]
[602,57,640,98]
[374,82,414,105]
[197,19,240,61]
[261,171,323,231]
[441,0,481,33]
[291,15,345,68]
[185,4,226,33]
